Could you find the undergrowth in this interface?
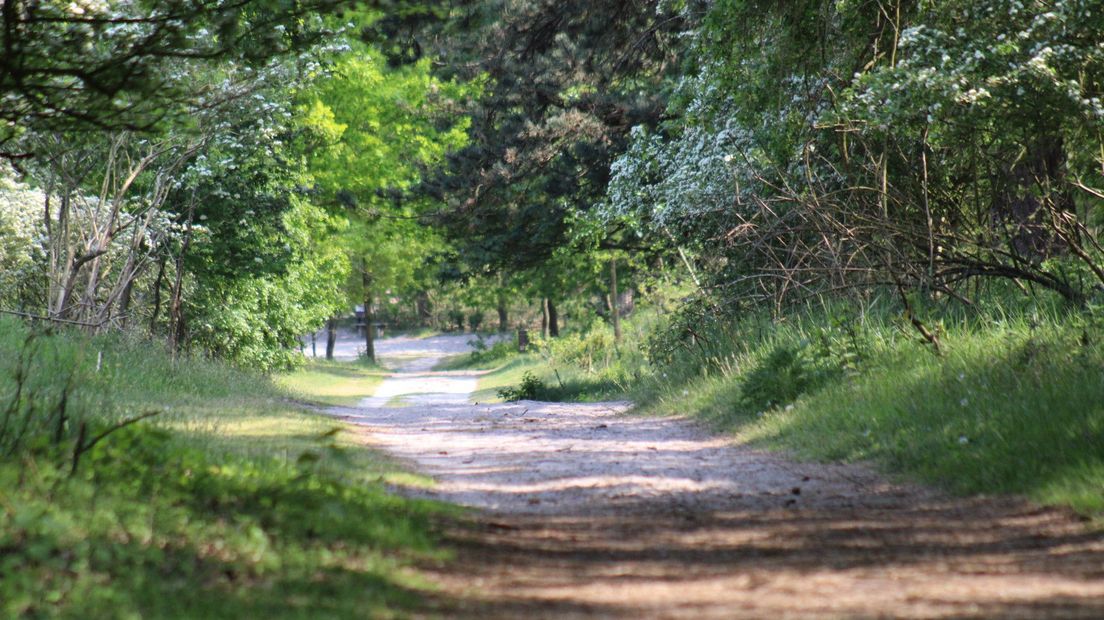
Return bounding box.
[496,371,545,401]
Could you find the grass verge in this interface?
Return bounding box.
[275,358,385,407]
[0,317,453,618]
[639,301,1104,518]
[507,296,1104,519]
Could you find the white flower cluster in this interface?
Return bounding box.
[839,0,1104,128]
[606,64,831,234]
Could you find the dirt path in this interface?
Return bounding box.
[327,335,1104,619]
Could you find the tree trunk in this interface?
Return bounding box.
[540,298,549,339]
[610,258,621,342]
[97,209,158,329]
[326,317,337,360]
[362,268,375,363]
[168,262,187,358]
[149,255,166,334]
[497,301,508,332]
[547,299,559,338]
[495,275,509,331]
[415,291,432,326]
[47,193,72,318]
[168,203,196,359]
[76,251,104,324]
[994,134,1073,261]
[117,275,135,329]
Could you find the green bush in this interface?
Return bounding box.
[469,336,515,365]
[467,311,484,331]
[0,323,121,463]
[622,290,1104,517]
[739,343,840,412]
[446,309,465,331]
[496,371,545,401]
[544,328,615,374]
[0,180,46,311]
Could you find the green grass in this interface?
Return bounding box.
[743,321,1104,514]
[432,334,517,373]
[275,359,385,407]
[0,317,453,618]
[507,295,1104,519]
[625,299,1104,518]
[438,331,628,402]
[456,351,625,404]
[431,337,554,403]
[433,352,509,372]
[467,355,542,403]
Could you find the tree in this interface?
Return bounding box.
[3,37,352,369]
[606,0,1104,318]
[395,0,687,274]
[167,64,352,367]
[0,0,345,151]
[303,30,471,360]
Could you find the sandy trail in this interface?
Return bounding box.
[325,334,1104,619]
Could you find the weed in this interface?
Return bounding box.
[468,335,515,365]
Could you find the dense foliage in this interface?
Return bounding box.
[607,0,1104,317]
[3,0,1103,371]
[0,5,470,368]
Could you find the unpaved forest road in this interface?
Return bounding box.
[326,335,1104,619]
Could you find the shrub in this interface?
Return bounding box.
[740,343,840,412]
[446,309,465,331]
[0,179,47,310]
[468,336,514,365]
[0,325,114,463]
[467,311,484,332]
[497,371,545,401]
[545,329,615,374]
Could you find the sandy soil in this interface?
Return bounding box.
[325,334,1104,619]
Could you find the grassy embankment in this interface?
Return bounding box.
[0,317,454,618]
[471,294,1104,518]
[435,331,630,403]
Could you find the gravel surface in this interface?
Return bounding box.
[322,334,1104,619]
[330,334,887,515]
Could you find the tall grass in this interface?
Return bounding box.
[630,292,1104,516]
